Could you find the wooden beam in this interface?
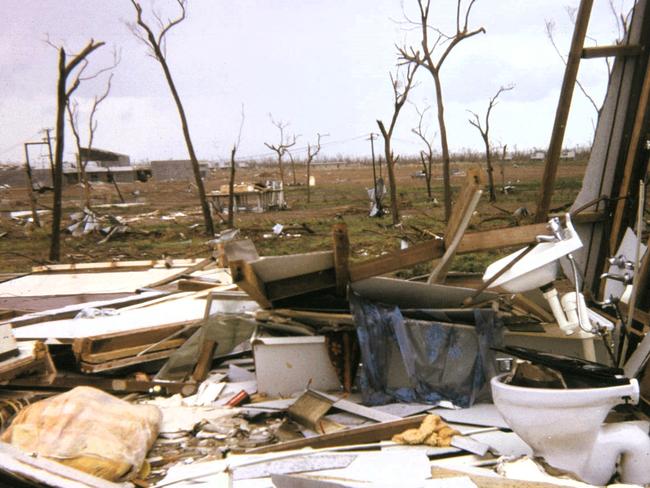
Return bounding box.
[265,268,337,302]
[332,223,351,295]
[582,44,642,58]
[230,259,272,308]
[192,339,217,382]
[635,238,650,311]
[456,223,548,254]
[177,278,222,291]
[78,338,187,364]
[427,187,483,283]
[609,60,650,251]
[247,414,427,454]
[535,0,595,222]
[444,167,483,244]
[349,239,445,282]
[31,258,205,274]
[349,212,604,282]
[144,257,214,289]
[2,372,198,396]
[79,349,175,373]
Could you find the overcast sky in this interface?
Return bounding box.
[0,0,634,166]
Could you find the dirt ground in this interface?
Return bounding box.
[0,158,588,274]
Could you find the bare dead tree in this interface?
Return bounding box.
[546,2,633,123]
[306,133,327,203]
[49,39,105,262]
[227,105,245,228]
[411,105,437,201]
[398,0,485,221]
[287,151,298,186]
[545,19,600,117]
[66,59,117,209]
[264,115,297,188]
[377,64,419,225]
[467,84,513,202]
[608,0,632,42]
[128,0,214,236]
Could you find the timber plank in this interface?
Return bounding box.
[79,338,187,364]
[230,259,272,308]
[79,349,175,373]
[247,414,427,453]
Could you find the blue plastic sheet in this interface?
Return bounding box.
[349,291,503,407]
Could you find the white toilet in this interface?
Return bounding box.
[491,374,650,485]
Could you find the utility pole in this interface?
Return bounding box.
[43,128,55,183]
[23,142,43,227]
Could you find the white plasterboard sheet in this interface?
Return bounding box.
[311,390,400,423]
[253,337,341,397]
[0,268,182,297]
[13,295,206,341]
[251,251,334,283]
[303,450,431,486]
[430,403,509,429]
[373,402,433,418]
[4,291,165,328]
[471,430,532,457]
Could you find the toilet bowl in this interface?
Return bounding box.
[491,374,650,485]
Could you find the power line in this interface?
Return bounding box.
[237,133,369,160]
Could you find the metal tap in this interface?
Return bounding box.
[599,272,633,285]
[607,255,635,270]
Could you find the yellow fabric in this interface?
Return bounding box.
[2,386,161,481]
[392,414,460,447]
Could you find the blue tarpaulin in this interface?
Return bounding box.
[349,291,503,408]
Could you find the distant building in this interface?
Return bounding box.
[78,148,130,167]
[560,149,576,160]
[0,166,52,187]
[151,160,209,181]
[64,164,137,184]
[531,151,545,161]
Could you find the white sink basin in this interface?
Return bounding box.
[483,216,583,293]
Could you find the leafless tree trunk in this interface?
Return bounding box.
[411,105,436,200]
[398,0,485,221]
[377,65,418,225]
[288,152,298,186]
[306,133,326,203]
[66,70,115,209]
[264,115,297,188]
[50,39,105,262]
[468,85,513,202]
[227,106,245,228]
[500,143,507,191]
[129,0,214,236]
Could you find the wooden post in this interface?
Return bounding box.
[428,168,483,283]
[609,61,650,251]
[333,223,350,296]
[635,237,650,311]
[191,339,217,382]
[535,0,594,222]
